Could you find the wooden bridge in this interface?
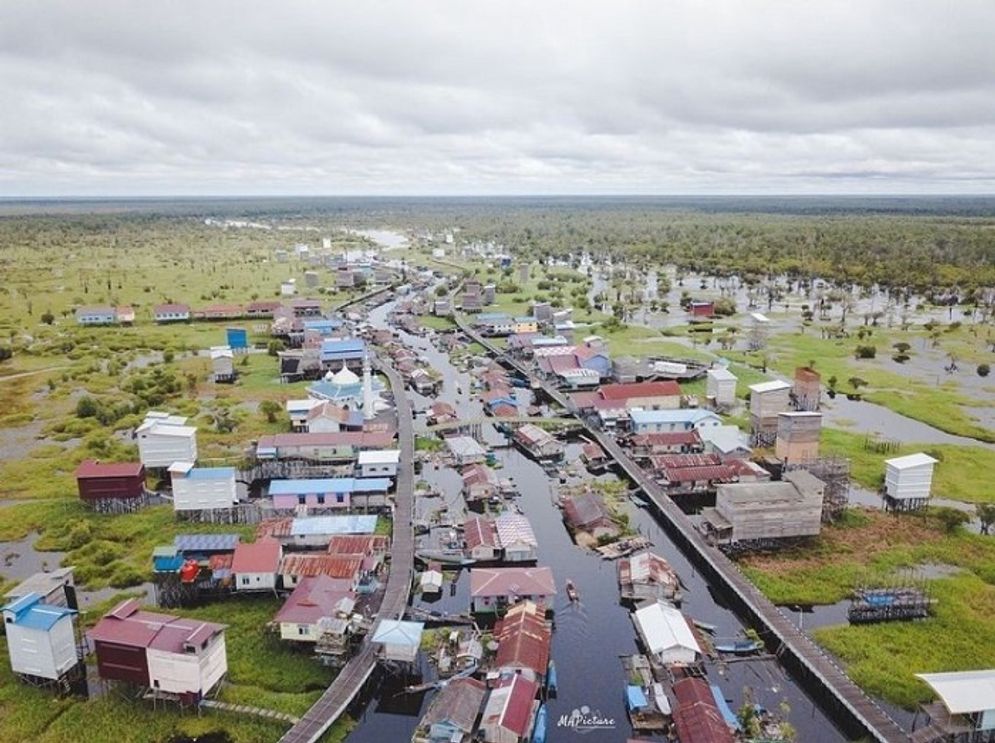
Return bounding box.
[454,312,910,743]
[424,414,579,437]
[277,355,415,743]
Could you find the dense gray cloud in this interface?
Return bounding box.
[0,0,993,195]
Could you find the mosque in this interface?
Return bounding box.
[306,352,392,418]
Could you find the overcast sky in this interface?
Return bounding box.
[1,1,993,196]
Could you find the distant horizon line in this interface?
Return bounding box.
[2,192,995,200]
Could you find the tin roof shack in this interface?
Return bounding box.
[372,619,424,664]
[672,676,735,743]
[136,412,198,469]
[75,460,146,506]
[210,347,236,383]
[415,676,487,743]
[168,463,238,512]
[279,554,365,590]
[428,401,458,426]
[357,449,400,478]
[2,594,79,682]
[698,426,751,460]
[915,670,995,739]
[775,412,822,464]
[462,464,500,507]
[469,567,556,614]
[494,513,539,563]
[632,600,701,667]
[701,470,825,547]
[464,517,500,561]
[562,490,619,541]
[793,366,821,411]
[748,380,793,445]
[618,551,682,605]
[446,436,488,466]
[884,452,939,512]
[598,381,682,411]
[3,568,76,608]
[650,453,738,495]
[512,424,564,463]
[493,600,551,683]
[231,539,282,592]
[274,575,356,644]
[259,514,379,549]
[706,367,738,409]
[89,599,227,701]
[479,674,539,743]
[628,431,704,458]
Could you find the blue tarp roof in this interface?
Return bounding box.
[626,685,648,711]
[304,319,343,331]
[710,684,742,730]
[186,467,237,480]
[154,556,185,572]
[290,515,378,536]
[2,593,76,630]
[270,478,391,495]
[174,534,240,552]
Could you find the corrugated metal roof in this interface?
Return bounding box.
[372,619,424,647]
[174,534,240,552]
[470,567,556,598]
[290,515,378,536]
[75,460,144,479]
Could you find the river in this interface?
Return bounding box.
[345,294,848,742]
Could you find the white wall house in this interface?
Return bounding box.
[706,367,738,408]
[632,600,701,666]
[885,453,939,505]
[136,412,198,468]
[357,449,401,478]
[231,540,282,593]
[146,624,227,696]
[2,593,78,681]
[169,463,238,512]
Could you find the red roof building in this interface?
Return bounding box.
[464,516,499,560]
[470,567,556,613]
[74,460,146,503]
[493,601,551,681]
[326,535,389,557]
[598,381,681,400]
[279,554,364,588]
[628,431,703,456]
[231,539,282,591]
[480,674,539,741]
[672,677,735,743]
[273,575,355,627]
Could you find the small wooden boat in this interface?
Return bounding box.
[565,579,579,602]
[546,660,557,696]
[533,703,548,743]
[692,619,718,634]
[714,639,764,655]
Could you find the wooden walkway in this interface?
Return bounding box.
[277,356,415,743]
[455,314,909,743]
[200,699,300,725]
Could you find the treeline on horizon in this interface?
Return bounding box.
[1,197,994,293]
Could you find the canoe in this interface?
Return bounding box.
[565,579,579,602]
[533,703,548,743]
[714,639,764,655]
[546,660,557,694]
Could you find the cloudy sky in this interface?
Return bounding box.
[1,1,993,196]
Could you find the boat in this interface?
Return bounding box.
[546,660,557,696]
[714,639,764,655]
[692,619,718,634]
[533,703,548,743]
[565,579,579,602]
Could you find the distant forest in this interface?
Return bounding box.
[2,195,994,293]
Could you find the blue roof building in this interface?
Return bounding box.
[319,339,366,367]
[2,593,79,680]
[628,408,723,434]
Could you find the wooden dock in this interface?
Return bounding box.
[277,356,416,743]
[454,315,909,743]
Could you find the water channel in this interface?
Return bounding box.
[346,294,849,742]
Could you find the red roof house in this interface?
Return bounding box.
[231,539,282,592]
[74,460,146,503]
[672,676,735,743]
[480,674,539,742]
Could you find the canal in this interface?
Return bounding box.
[346,294,848,742]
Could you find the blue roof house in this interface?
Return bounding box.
[2,593,79,681]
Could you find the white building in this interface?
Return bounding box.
[494,513,539,563]
[136,412,198,469]
[446,436,488,466]
[372,619,424,663]
[286,399,322,431]
[145,619,227,696]
[2,593,79,681]
[357,449,400,478]
[169,463,238,511]
[231,539,282,592]
[281,279,297,296]
[210,346,235,383]
[706,367,738,408]
[3,568,75,608]
[884,452,939,509]
[916,669,995,734]
[632,600,701,666]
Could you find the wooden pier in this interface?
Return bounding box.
[277,356,415,743]
[454,314,910,743]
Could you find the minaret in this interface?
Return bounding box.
[362,349,375,420]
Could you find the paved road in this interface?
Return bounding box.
[278,356,415,743]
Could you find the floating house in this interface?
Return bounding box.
[562,490,619,540]
[268,477,391,510]
[512,424,564,463]
[415,677,487,743]
[706,367,738,409]
[464,517,500,561]
[372,619,424,663]
[494,513,539,563]
[2,593,79,682]
[672,676,735,743]
[700,470,825,546]
[628,409,722,435]
[884,452,939,511]
[274,575,356,643]
[493,600,551,683]
[168,463,238,512]
[75,460,146,506]
[469,567,556,614]
[136,412,198,468]
[618,551,681,604]
[89,599,227,702]
[231,539,282,592]
[446,436,488,466]
[357,449,400,478]
[632,600,701,666]
[479,674,539,743]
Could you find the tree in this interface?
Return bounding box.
[260,400,282,423]
[76,395,100,418]
[977,503,995,535]
[847,376,867,391]
[978,363,990,378]
[827,375,838,391]
[854,344,876,359]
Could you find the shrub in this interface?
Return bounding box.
[76,395,99,418]
[854,345,877,359]
[978,364,991,378]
